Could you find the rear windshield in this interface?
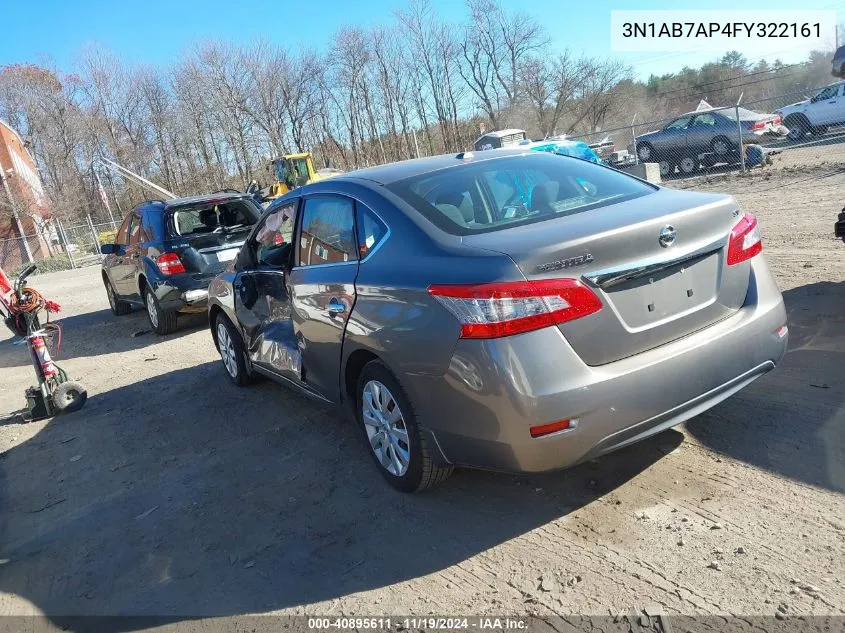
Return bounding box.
[167,199,260,238]
[387,153,655,235]
[720,107,760,120]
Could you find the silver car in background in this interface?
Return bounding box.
[207,150,788,492]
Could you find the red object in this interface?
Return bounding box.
[428,279,602,339]
[156,253,186,275]
[773,116,782,126]
[750,120,767,130]
[32,335,58,377]
[530,419,572,438]
[0,266,12,303]
[45,300,61,313]
[727,213,763,266]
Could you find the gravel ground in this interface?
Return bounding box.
[0,167,843,629]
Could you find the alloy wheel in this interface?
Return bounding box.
[713,139,730,155]
[216,322,238,378]
[146,292,159,328]
[362,380,410,476]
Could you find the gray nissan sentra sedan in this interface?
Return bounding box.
[207,150,788,492]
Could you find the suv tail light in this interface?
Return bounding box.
[750,120,767,131]
[156,252,186,275]
[428,279,602,339]
[773,115,782,126]
[727,213,763,266]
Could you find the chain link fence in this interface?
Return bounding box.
[565,82,845,183]
[0,214,118,276]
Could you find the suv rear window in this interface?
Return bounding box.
[387,153,655,235]
[167,199,260,238]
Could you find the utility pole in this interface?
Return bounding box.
[0,169,33,263]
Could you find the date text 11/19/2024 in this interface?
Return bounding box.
[307,617,527,630]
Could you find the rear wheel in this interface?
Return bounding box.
[711,136,734,157]
[105,278,130,316]
[357,361,452,492]
[214,314,251,386]
[145,287,177,335]
[52,380,87,414]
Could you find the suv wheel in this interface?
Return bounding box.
[214,314,251,386]
[105,279,131,316]
[786,115,810,141]
[357,361,452,492]
[144,287,177,335]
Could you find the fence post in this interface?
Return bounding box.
[631,114,639,165]
[86,214,101,259]
[735,96,746,174]
[56,218,76,269]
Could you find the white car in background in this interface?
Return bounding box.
[776,81,845,141]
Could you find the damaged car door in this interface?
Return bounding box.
[233,200,303,384]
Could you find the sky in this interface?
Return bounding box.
[0,0,843,80]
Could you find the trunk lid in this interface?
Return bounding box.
[462,188,751,365]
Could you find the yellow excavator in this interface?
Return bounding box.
[262,153,343,201]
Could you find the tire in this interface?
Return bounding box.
[658,160,674,177]
[357,360,452,492]
[786,115,810,141]
[813,124,829,135]
[678,155,699,176]
[636,142,654,162]
[710,136,734,157]
[104,278,131,316]
[144,286,177,335]
[52,380,87,414]
[214,313,252,387]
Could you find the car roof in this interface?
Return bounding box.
[332,149,531,186]
[162,192,250,209]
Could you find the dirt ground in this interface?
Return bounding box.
[0,167,844,629]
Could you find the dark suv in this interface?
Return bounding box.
[101,192,263,334]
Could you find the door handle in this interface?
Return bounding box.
[327,298,346,315]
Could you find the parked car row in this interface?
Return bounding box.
[101,150,788,492]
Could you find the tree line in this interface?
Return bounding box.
[0,0,836,223]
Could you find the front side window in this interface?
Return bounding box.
[126,214,142,245]
[115,214,132,244]
[254,200,298,267]
[814,85,839,101]
[297,197,357,266]
[388,153,654,236]
[692,113,716,127]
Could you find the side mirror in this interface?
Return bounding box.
[100,243,117,255]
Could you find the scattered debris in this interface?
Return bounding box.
[790,586,801,595]
[775,612,786,621]
[710,522,724,530]
[707,561,722,571]
[540,573,556,592]
[677,537,686,546]
[243,560,255,569]
[681,517,689,522]
[567,575,582,587]
[735,546,746,555]
[69,454,82,462]
[777,604,788,614]
[132,330,150,338]
[144,357,157,362]
[135,506,159,521]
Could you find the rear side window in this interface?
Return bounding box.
[115,215,132,244]
[127,214,142,245]
[356,205,388,259]
[168,200,259,238]
[388,153,655,236]
[297,197,357,266]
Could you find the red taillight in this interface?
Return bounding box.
[750,120,767,131]
[530,419,572,438]
[157,252,186,275]
[727,213,763,266]
[428,279,602,339]
[774,116,782,126]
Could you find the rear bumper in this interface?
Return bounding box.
[151,275,213,312]
[404,257,788,473]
